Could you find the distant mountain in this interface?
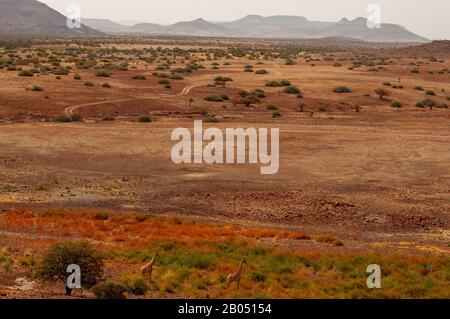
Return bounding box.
[0,3,428,43]
[84,14,428,43]
[0,0,101,36]
[165,18,228,36]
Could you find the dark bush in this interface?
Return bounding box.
[36,241,104,289]
[139,116,152,123]
[333,86,352,93]
[92,280,127,299]
[283,86,301,94]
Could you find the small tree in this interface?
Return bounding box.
[374,88,389,100]
[37,241,104,295]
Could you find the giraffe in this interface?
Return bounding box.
[140,252,159,283]
[227,259,248,290]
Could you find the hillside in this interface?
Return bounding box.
[0,0,101,36]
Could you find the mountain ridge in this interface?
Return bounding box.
[83,14,428,42]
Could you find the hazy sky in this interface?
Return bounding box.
[40,0,450,40]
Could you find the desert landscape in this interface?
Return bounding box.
[0,0,449,300]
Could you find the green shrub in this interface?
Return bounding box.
[95,70,111,77]
[19,70,33,77]
[283,86,301,94]
[92,280,127,299]
[204,116,219,123]
[139,116,152,123]
[214,76,233,82]
[265,81,281,87]
[55,115,72,123]
[73,74,81,80]
[83,81,94,87]
[36,241,104,289]
[425,90,435,96]
[158,79,170,85]
[391,100,402,108]
[101,83,111,88]
[333,86,352,93]
[414,86,424,91]
[272,111,281,118]
[204,95,224,102]
[266,105,278,110]
[126,277,149,295]
[132,75,146,80]
[255,69,268,74]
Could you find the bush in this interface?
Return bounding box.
[204,95,224,102]
[26,85,44,92]
[55,115,72,123]
[36,241,104,289]
[272,111,281,118]
[333,86,352,93]
[126,277,149,296]
[414,86,424,91]
[73,74,81,80]
[19,70,33,77]
[266,105,278,110]
[283,86,301,94]
[204,116,219,123]
[255,69,268,74]
[265,81,281,87]
[92,280,127,299]
[101,83,111,88]
[391,100,402,108]
[214,76,233,82]
[132,75,146,80]
[95,70,111,77]
[425,90,435,96]
[83,81,94,87]
[158,79,170,85]
[280,80,291,86]
[374,88,389,99]
[139,116,152,123]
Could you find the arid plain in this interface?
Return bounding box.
[0,38,449,298]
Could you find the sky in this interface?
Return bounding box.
[40,0,450,40]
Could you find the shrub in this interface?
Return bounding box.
[214,76,233,82]
[101,83,111,88]
[425,90,435,96]
[126,277,149,296]
[266,105,278,110]
[204,95,224,102]
[204,116,219,123]
[92,280,127,299]
[139,116,152,123]
[19,70,33,77]
[283,86,301,94]
[132,75,146,80]
[255,69,268,74]
[374,88,389,100]
[414,86,424,91]
[26,85,43,92]
[333,86,352,93]
[391,100,402,108]
[272,111,281,118]
[55,115,72,123]
[36,241,104,290]
[95,70,111,77]
[83,81,94,87]
[103,115,115,121]
[265,81,281,87]
[158,79,170,85]
[73,74,81,80]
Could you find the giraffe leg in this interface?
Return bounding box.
[236,278,240,291]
